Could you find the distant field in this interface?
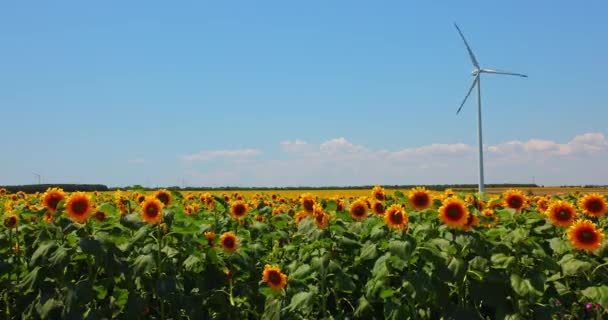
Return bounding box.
[172,187,608,198]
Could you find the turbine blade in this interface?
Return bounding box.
[457,76,478,115]
[454,23,480,68]
[481,68,528,77]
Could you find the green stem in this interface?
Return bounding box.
[7,228,12,319]
[157,224,165,320]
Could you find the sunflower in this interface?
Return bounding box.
[384,204,408,230]
[503,189,526,211]
[43,212,53,223]
[349,199,368,220]
[154,189,172,206]
[409,187,432,211]
[335,198,346,212]
[3,214,18,229]
[205,231,215,247]
[220,232,239,253]
[141,197,163,224]
[65,192,93,223]
[443,188,456,199]
[42,187,65,213]
[136,194,146,204]
[372,201,386,216]
[438,198,469,228]
[201,192,215,207]
[578,194,607,217]
[462,213,479,231]
[230,200,249,220]
[371,185,386,201]
[547,201,577,228]
[567,219,604,251]
[300,193,315,213]
[536,197,550,214]
[93,211,107,222]
[313,205,329,229]
[262,264,288,290]
[294,211,310,224]
[482,209,494,217]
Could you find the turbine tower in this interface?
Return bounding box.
[454,23,527,194]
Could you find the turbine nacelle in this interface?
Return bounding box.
[471,69,480,77]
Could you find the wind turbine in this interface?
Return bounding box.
[454,23,527,194]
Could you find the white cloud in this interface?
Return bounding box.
[487,133,608,156]
[182,133,608,186]
[280,139,314,154]
[320,137,368,154]
[180,149,262,162]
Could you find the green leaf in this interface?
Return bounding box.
[389,240,412,261]
[93,285,108,300]
[285,291,314,313]
[183,254,202,272]
[359,242,378,261]
[291,264,313,280]
[18,266,41,293]
[380,288,395,299]
[469,256,489,272]
[491,253,515,269]
[549,238,569,255]
[48,245,69,267]
[448,257,466,280]
[324,200,337,212]
[30,241,57,266]
[559,254,592,276]
[372,253,391,280]
[36,297,62,319]
[262,297,281,320]
[510,274,542,298]
[354,296,371,317]
[132,254,156,275]
[394,191,406,202]
[580,285,608,309]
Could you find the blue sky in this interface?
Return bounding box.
[1,1,607,187]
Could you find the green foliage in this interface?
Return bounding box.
[0,190,607,319]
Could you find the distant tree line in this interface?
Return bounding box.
[111,184,544,192]
[3,183,607,194]
[0,184,109,194]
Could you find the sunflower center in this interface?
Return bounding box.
[390,211,403,224]
[353,205,366,217]
[578,229,596,244]
[557,209,571,220]
[446,205,463,220]
[303,199,314,211]
[72,200,88,215]
[4,216,17,228]
[268,271,282,285]
[374,203,385,213]
[48,195,62,209]
[586,200,603,213]
[234,204,246,216]
[95,212,106,221]
[375,193,385,201]
[157,194,170,205]
[146,205,159,217]
[508,197,523,209]
[223,238,235,248]
[413,194,429,207]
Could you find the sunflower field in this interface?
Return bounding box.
[1,186,607,319]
